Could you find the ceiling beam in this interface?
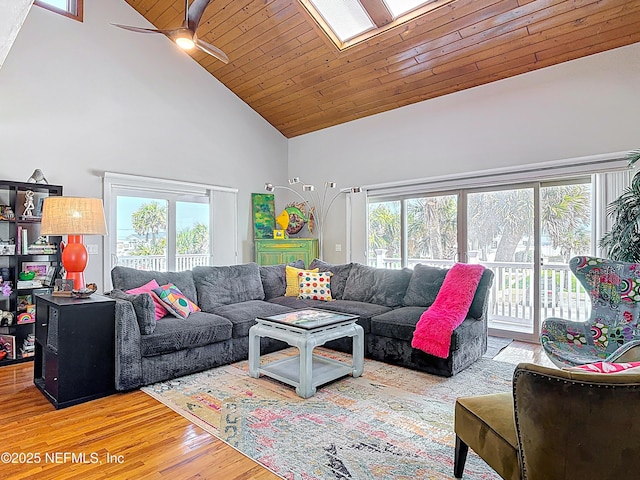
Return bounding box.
[360,0,393,27]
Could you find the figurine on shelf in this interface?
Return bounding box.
[0,310,13,327]
[1,282,11,297]
[27,169,48,184]
[0,205,15,221]
[23,190,35,217]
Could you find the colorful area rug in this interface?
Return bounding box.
[142,348,515,479]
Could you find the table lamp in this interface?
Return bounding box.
[40,197,108,290]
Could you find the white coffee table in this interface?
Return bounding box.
[248,308,364,398]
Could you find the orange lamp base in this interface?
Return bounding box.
[61,235,87,291]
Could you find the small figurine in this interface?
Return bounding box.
[27,169,49,184]
[0,205,15,221]
[0,310,14,327]
[23,190,35,217]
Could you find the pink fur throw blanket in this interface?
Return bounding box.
[411,263,486,358]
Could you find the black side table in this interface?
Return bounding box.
[34,294,116,409]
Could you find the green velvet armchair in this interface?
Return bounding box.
[454,362,640,479]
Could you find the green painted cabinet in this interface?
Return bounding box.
[255,238,319,266]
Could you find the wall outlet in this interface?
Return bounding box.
[86,244,99,255]
[335,244,342,252]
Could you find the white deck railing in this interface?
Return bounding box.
[116,254,210,272]
[368,255,591,328]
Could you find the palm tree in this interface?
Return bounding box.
[541,185,591,262]
[407,196,457,260]
[177,223,209,254]
[600,149,640,261]
[467,190,534,262]
[132,201,167,244]
[368,202,400,258]
[131,238,166,256]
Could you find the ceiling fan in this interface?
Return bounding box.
[113,0,229,64]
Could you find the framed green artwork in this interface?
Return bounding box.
[252,193,276,239]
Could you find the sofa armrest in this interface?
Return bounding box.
[113,298,143,391]
[468,269,495,320]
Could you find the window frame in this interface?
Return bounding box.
[34,0,83,22]
[298,0,452,50]
[102,172,238,290]
[363,155,630,343]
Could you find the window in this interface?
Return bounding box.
[35,0,83,22]
[365,155,631,342]
[300,0,452,49]
[308,0,375,42]
[103,173,238,289]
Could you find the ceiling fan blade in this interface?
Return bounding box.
[195,39,229,63]
[112,24,167,35]
[187,0,212,32]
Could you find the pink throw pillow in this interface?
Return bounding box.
[126,279,169,320]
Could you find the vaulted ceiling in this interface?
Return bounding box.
[125,0,640,138]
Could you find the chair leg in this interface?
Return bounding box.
[454,435,469,478]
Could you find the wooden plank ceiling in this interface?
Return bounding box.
[124,0,640,138]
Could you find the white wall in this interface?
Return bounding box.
[289,42,640,264]
[0,0,288,289]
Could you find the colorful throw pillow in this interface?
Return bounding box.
[126,279,169,320]
[151,283,200,319]
[298,271,333,301]
[567,361,640,374]
[285,265,318,297]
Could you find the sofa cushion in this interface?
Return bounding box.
[308,259,353,300]
[111,266,198,305]
[260,260,305,300]
[342,263,412,307]
[370,306,425,342]
[193,263,264,311]
[298,271,333,301]
[371,307,484,351]
[285,266,318,296]
[308,300,391,334]
[109,289,157,335]
[212,300,292,338]
[267,296,312,309]
[140,311,232,357]
[403,264,448,307]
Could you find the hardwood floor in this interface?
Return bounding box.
[1,341,548,479]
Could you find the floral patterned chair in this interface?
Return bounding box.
[540,255,640,367]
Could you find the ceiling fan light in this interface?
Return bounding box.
[175,36,195,49]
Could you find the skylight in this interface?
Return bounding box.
[301,0,449,50]
[309,0,375,42]
[383,0,428,17]
[38,0,67,8]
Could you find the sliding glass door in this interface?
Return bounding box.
[367,178,594,342]
[467,186,536,336]
[539,182,592,326]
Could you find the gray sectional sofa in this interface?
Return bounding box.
[109,259,494,391]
